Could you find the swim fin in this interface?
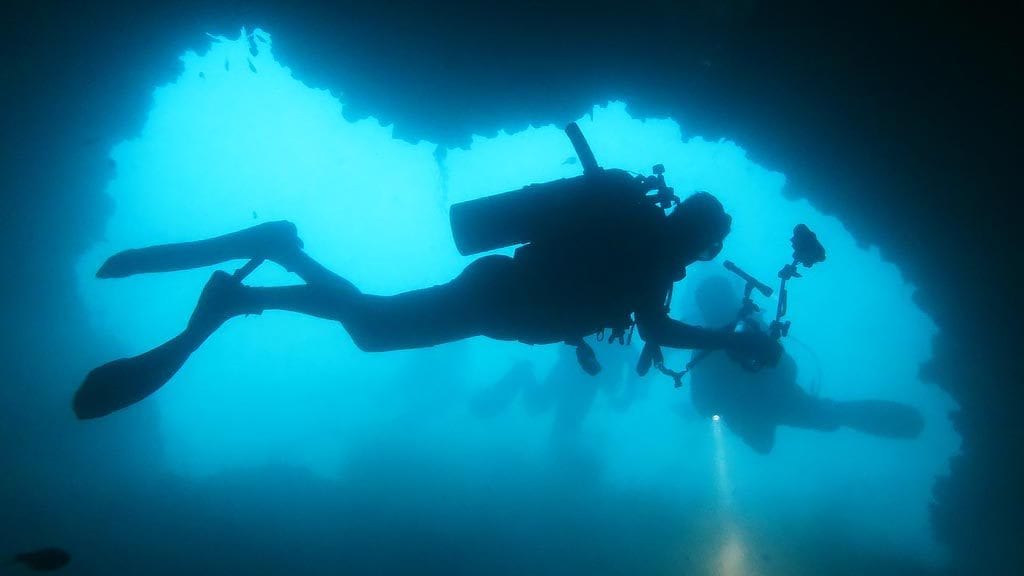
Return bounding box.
[96,220,300,278]
[75,260,263,419]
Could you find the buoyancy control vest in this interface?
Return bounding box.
[448,123,684,373]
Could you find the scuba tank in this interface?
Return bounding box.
[449,123,680,256]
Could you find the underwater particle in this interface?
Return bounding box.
[712,414,721,422]
[10,548,71,572]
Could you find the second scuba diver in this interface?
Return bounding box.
[684,275,924,453]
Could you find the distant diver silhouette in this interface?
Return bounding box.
[685,275,925,453]
[470,342,647,424]
[75,123,785,419]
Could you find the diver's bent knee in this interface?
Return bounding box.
[340,313,396,352]
[346,330,398,353]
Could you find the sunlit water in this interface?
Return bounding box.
[76,28,960,572]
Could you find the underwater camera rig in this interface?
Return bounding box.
[638,224,827,387]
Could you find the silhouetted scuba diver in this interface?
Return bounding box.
[684,275,925,454]
[469,350,612,478]
[73,123,781,419]
[470,342,647,424]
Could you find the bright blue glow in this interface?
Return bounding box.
[76,29,960,565]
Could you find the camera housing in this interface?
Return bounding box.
[792,224,826,268]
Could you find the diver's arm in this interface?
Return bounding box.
[635,316,733,350]
[636,313,782,366]
[632,284,781,363]
[632,284,734,350]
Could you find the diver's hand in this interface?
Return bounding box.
[726,330,782,369]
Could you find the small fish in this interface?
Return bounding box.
[561,156,578,165]
[10,548,70,571]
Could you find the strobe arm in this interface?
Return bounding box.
[724,260,773,298]
[770,224,826,338]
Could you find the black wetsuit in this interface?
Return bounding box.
[79,191,772,420]
[340,201,684,351]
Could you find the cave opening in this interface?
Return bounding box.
[74,28,960,573]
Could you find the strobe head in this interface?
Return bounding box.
[791,224,826,268]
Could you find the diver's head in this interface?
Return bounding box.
[694,275,739,327]
[666,192,732,266]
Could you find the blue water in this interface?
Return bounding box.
[42,29,960,574]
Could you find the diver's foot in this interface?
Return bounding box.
[240,220,305,265]
[96,220,304,278]
[96,248,144,278]
[187,270,259,333]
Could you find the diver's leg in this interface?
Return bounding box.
[98,218,355,291]
[97,221,303,278]
[832,400,925,438]
[780,393,843,432]
[779,388,924,439]
[320,254,526,350]
[193,254,524,352]
[272,248,350,288]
